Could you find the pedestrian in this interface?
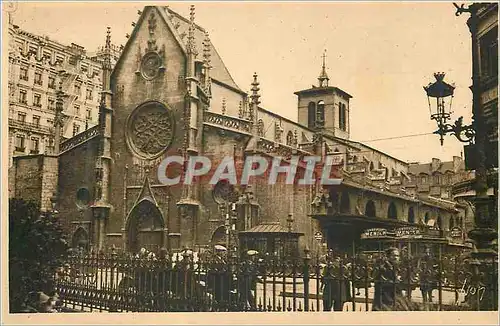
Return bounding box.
[321,250,351,311]
[372,247,402,311]
[417,246,438,305]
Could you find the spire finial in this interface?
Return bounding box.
[106,27,111,49]
[187,5,197,56]
[250,73,261,105]
[318,49,329,87]
[203,31,211,65]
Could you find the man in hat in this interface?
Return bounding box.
[417,246,438,305]
[373,247,402,311]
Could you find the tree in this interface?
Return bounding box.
[9,198,69,312]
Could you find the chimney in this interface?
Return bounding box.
[431,158,441,172]
[453,156,463,172]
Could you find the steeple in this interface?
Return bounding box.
[318,49,329,87]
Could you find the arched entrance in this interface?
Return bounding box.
[365,200,376,217]
[211,226,226,246]
[126,199,165,254]
[72,227,89,251]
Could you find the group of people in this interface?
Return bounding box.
[320,246,439,311]
[19,291,73,313]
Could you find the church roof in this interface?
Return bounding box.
[294,86,352,99]
[165,7,242,92]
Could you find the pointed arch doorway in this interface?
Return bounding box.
[126,199,165,254]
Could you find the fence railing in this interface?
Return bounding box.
[53,249,497,312]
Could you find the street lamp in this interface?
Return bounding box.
[423,2,498,311]
[423,72,475,145]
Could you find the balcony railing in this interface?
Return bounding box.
[204,111,252,134]
[9,119,54,135]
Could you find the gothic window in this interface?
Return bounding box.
[257,119,264,137]
[126,101,175,159]
[308,102,316,128]
[387,202,397,219]
[339,102,347,131]
[76,187,91,208]
[365,200,376,217]
[286,131,294,146]
[316,100,325,127]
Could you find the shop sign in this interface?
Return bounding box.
[361,228,389,239]
[395,226,422,238]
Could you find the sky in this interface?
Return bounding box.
[9,1,474,164]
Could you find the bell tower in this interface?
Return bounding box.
[295,50,352,140]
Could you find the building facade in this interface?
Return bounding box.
[8,5,469,256]
[7,20,123,167]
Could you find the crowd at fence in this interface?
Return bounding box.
[50,245,497,312]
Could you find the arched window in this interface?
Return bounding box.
[365,200,376,217]
[369,162,374,171]
[387,202,397,219]
[316,100,325,127]
[286,131,294,146]
[308,102,316,128]
[408,207,415,223]
[338,103,347,131]
[340,192,350,214]
[257,119,264,137]
[424,212,430,224]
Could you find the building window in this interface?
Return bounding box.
[33,93,42,107]
[286,131,294,146]
[48,76,56,89]
[34,71,42,86]
[20,66,28,81]
[74,84,81,95]
[75,105,80,116]
[19,90,27,104]
[480,26,498,79]
[73,123,80,136]
[47,119,53,126]
[307,102,316,128]
[86,108,92,121]
[339,102,347,131]
[30,137,39,154]
[17,112,26,123]
[32,115,40,127]
[316,100,325,127]
[48,98,55,110]
[15,135,25,152]
[421,175,427,184]
[86,88,93,100]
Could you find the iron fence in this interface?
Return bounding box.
[52,249,497,312]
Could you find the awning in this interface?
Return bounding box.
[239,223,304,236]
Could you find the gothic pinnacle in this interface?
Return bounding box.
[250,72,261,105]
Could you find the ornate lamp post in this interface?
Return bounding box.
[424,72,475,145]
[423,3,498,310]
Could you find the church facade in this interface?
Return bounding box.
[9,5,468,256]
